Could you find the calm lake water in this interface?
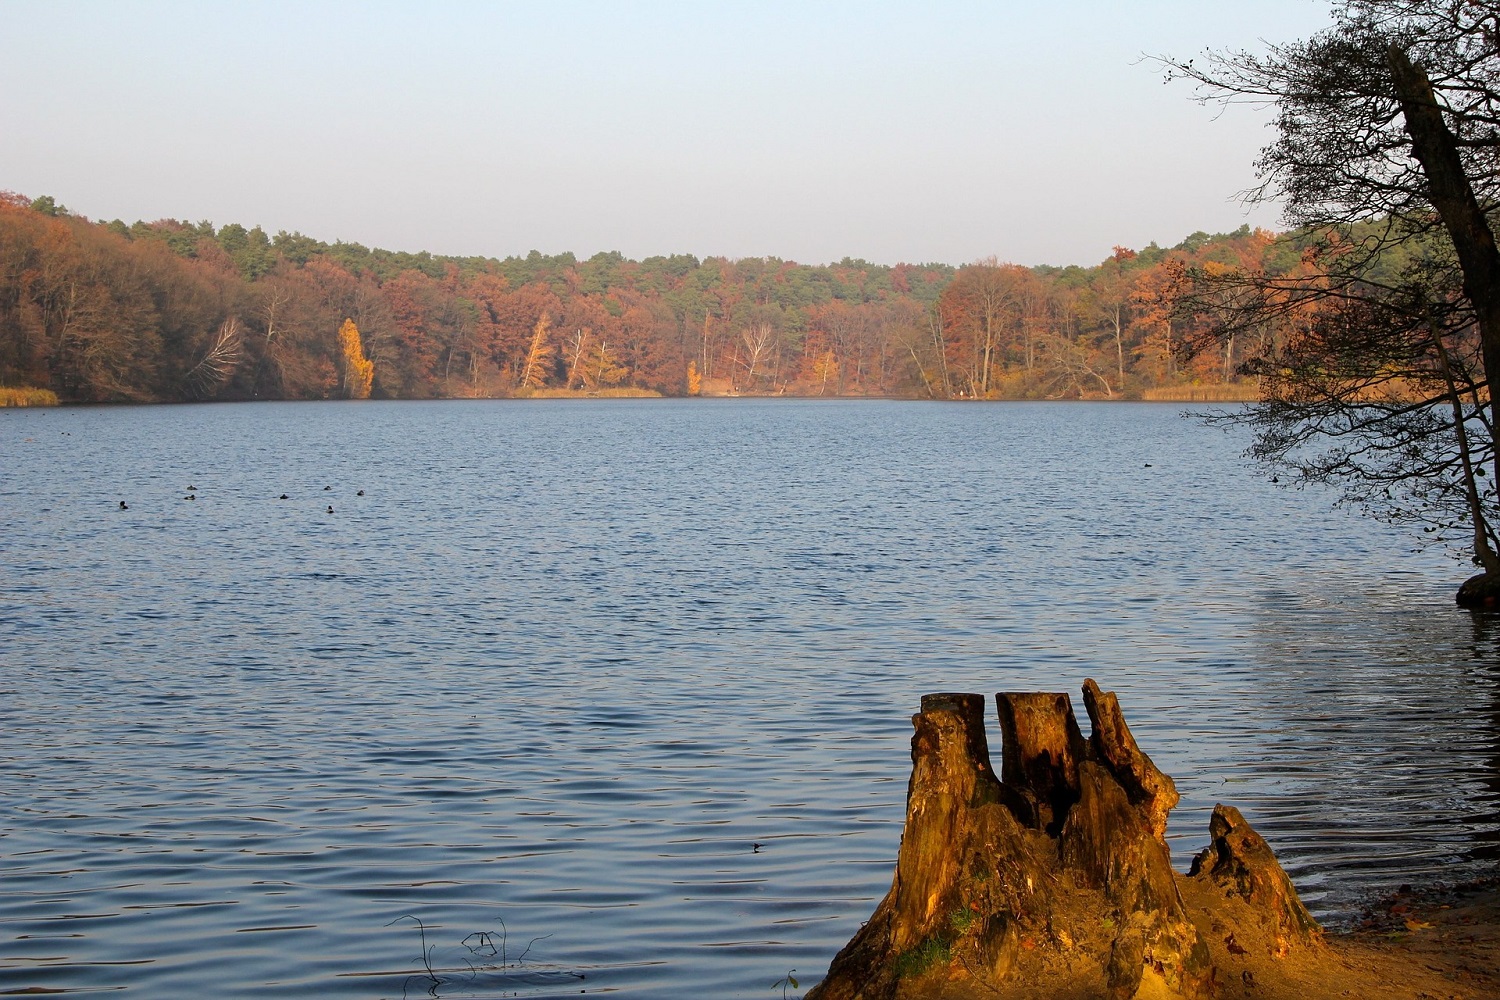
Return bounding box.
[2,398,1498,998]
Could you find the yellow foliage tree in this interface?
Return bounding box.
[579,338,627,389]
[811,350,839,395]
[520,315,553,390]
[338,318,374,399]
[687,359,702,396]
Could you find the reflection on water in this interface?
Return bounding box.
[0,398,1496,998]
[1170,593,1500,908]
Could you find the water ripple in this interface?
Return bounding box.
[1,399,1497,998]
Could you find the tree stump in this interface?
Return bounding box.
[806,681,1317,1000]
[1188,804,1321,956]
[993,691,1085,834]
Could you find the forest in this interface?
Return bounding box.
[0,190,1294,404]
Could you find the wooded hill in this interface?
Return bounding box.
[0,191,1290,403]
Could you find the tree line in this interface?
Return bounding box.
[0,191,1299,404]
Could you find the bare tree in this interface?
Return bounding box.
[736,321,776,390]
[183,317,243,399]
[1164,0,1500,599]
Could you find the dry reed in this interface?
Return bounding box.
[523,387,663,398]
[0,387,60,407]
[1141,384,1260,402]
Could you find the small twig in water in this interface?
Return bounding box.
[383,912,575,998]
[385,914,440,997]
[461,931,499,959]
[516,932,553,964]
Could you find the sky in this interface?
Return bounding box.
[0,1,1336,268]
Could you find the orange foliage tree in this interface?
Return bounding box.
[337,318,374,399]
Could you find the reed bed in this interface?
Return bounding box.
[524,387,663,399]
[0,387,60,407]
[1141,384,1259,403]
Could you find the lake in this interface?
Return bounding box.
[2,398,1497,998]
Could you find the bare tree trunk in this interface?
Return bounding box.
[1390,48,1500,597]
[905,342,935,398]
[1389,48,1500,486]
[980,314,993,396]
[566,328,587,389]
[1112,305,1125,381]
[259,286,290,396]
[1432,322,1500,574]
[928,306,952,398]
[701,314,715,381]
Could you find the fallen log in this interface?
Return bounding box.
[806,680,1320,1000]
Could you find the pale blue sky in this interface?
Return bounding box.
[0,1,1333,266]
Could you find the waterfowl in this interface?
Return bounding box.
[118,501,128,510]
[279,494,289,500]
[324,485,332,491]
[326,505,334,513]
[356,490,365,496]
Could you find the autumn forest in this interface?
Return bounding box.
[0,191,1293,405]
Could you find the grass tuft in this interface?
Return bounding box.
[895,936,952,978]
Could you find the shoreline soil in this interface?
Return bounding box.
[895,877,1500,1000]
[804,686,1500,1000]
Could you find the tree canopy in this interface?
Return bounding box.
[1165,0,1500,592]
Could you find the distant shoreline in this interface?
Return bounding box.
[1,392,1263,408]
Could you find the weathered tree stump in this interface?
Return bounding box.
[993,691,1085,834]
[806,680,1318,1000]
[1188,804,1321,956]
